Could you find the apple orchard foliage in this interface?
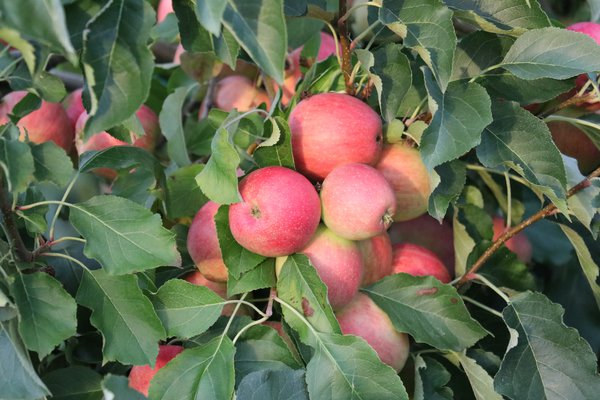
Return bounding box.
[1,0,600,399]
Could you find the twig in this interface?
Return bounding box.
[337,0,354,95]
[0,173,33,262]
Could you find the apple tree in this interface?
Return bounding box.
[1,0,600,398]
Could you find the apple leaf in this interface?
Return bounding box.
[149,279,224,339]
[379,0,456,92]
[445,0,551,36]
[0,137,34,194]
[500,28,600,80]
[494,292,600,399]
[253,117,295,169]
[277,254,341,345]
[173,0,215,53]
[101,374,146,400]
[42,366,103,400]
[237,367,308,400]
[481,73,574,106]
[149,336,235,400]
[564,156,600,231]
[449,352,502,400]
[160,85,194,167]
[452,31,513,81]
[363,274,488,351]
[0,320,50,400]
[10,272,77,358]
[414,355,453,400]
[76,269,165,366]
[166,164,209,220]
[195,0,227,36]
[82,0,155,137]
[29,142,74,188]
[68,195,180,274]
[428,160,467,221]
[227,258,276,297]
[420,68,493,169]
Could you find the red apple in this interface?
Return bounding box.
[548,120,600,174]
[358,232,393,286]
[567,22,600,111]
[336,293,410,372]
[391,243,451,283]
[0,91,74,151]
[128,344,183,396]
[213,75,270,112]
[229,166,321,257]
[156,0,173,23]
[63,88,85,131]
[492,217,533,264]
[376,142,431,221]
[187,201,228,282]
[321,163,396,240]
[288,93,383,181]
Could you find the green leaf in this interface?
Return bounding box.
[101,374,146,400]
[9,93,42,123]
[306,332,409,400]
[371,44,413,122]
[30,141,74,187]
[380,0,456,91]
[476,100,568,206]
[149,336,236,400]
[160,85,194,167]
[421,69,493,169]
[214,205,266,279]
[449,352,502,400]
[0,320,50,399]
[500,27,600,80]
[277,254,341,344]
[82,0,155,137]
[237,367,309,400]
[414,355,453,400]
[445,0,551,36]
[68,195,180,275]
[18,187,48,235]
[76,269,165,366]
[222,0,287,84]
[196,127,242,204]
[564,156,600,231]
[494,292,600,399]
[10,272,77,357]
[0,28,37,77]
[64,0,105,53]
[428,160,466,221]
[150,279,224,338]
[43,366,103,400]
[480,73,574,106]
[195,0,227,36]
[253,117,295,169]
[166,164,208,220]
[0,137,35,194]
[452,31,513,81]
[227,258,276,297]
[363,274,488,351]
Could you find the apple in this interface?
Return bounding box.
[213,75,270,112]
[187,201,229,282]
[288,93,383,181]
[375,142,431,221]
[63,88,85,131]
[335,293,410,372]
[0,91,74,151]
[321,163,396,240]
[128,344,183,396]
[492,216,533,264]
[156,0,173,23]
[566,22,600,111]
[358,232,393,286]
[229,166,321,257]
[548,120,600,174]
[391,243,451,283]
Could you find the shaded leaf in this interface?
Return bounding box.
[30,141,74,187]
[43,366,103,400]
[0,137,34,194]
[428,160,467,221]
[371,44,412,122]
[450,352,502,400]
[227,258,276,297]
[237,367,309,400]
[101,374,146,400]
[166,164,209,219]
[195,0,227,36]
[414,355,453,400]
[160,85,194,167]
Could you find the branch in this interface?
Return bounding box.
[456,165,600,288]
[337,0,354,95]
[0,173,32,262]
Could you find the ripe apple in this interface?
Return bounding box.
[128,344,183,396]
[548,120,600,174]
[336,293,410,372]
[229,166,321,257]
[288,93,383,181]
[63,88,85,131]
[213,75,270,112]
[492,217,533,264]
[0,91,74,151]
[566,22,600,111]
[391,243,451,283]
[321,163,396,240]
[358,232,393,286]
[376,142,431,221]
[156,0,173,23]
[187,201,229,282]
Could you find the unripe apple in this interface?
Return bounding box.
[548,120,600,174]
[213,75,270,112]
[128,344,183,396]
[156,0,173,23]
[391,243,451,283]
[288,93,383,181]
[358,232,393,286]
[187,201,228,282]
[63,88,85,131]
[492,217,533,264]
[376,142,431,221]
[229,166,321,257]
[336,293,410,372]
[0,91,74,151]
[321,163,396,240]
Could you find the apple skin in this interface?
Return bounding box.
[128,344,184,396]
[0,91,74,151]
[376,143,431,222]
[321,163,396,241]
[358,232,393,286]
[229,166,321,257]
[156,0,173,23]
[336,293,410,372]
[492,217,533,264]
[297,224,364,310]
[548,120,600,174]
[288,93,383,181]
[213,75,270,112]
[566,23,600,111]
[391,243,451,283]
[63,88,85,131]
